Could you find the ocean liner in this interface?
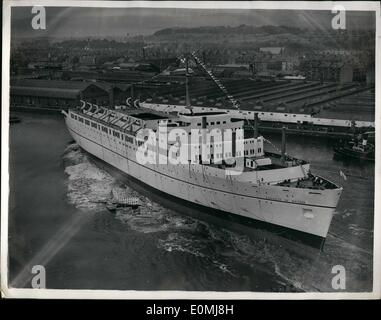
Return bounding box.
[62,98,343,240]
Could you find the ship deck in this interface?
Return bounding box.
[277,175,338,190]
[115,107,176,119]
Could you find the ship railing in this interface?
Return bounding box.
[120,118,137,130]
[265,151,307,165]
[74,103,145,133]
[95,107,108,118]
[99,108,113,121]
[313,175,341,190]
[109,114,124,124]
[74,109,139,137]
[276,174,339,190]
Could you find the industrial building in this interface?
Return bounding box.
[142,78,375,125]
[10,79,130,110]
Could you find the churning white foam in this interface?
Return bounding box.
[63,144,115,210]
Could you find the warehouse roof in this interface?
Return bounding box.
[10,79,128,99]
[11,87,82,99]
[11,79,92,90]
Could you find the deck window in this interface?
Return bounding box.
[125,136,133,144]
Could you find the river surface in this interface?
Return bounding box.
[8,112,374,292]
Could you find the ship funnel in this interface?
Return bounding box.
[254,113,259,138]
[281,126,287,164]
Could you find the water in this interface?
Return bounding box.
[8,112,374,292]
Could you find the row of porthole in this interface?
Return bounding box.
[84,128,140,155]
[76,115,138,145]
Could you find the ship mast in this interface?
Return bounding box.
[281,126,287,165]
[185,56,193,114]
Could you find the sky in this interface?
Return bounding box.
[11,6,376,40]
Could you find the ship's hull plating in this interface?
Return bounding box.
[64,115,339,238]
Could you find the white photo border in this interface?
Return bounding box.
[1,0,380,300]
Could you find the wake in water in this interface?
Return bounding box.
[62,143,373,292]
[63,144,115,210]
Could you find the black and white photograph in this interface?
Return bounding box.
[1,1,380,299]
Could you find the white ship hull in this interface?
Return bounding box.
[64,114,341,238]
